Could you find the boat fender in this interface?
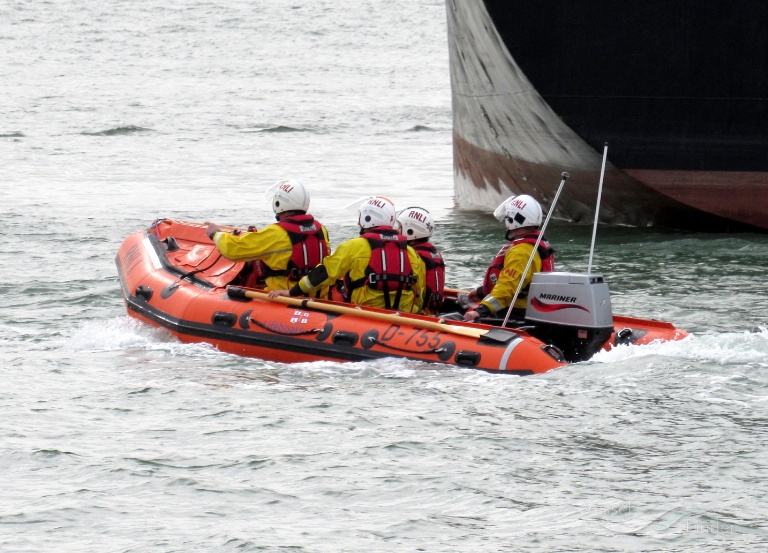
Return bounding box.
[212,311,237,327]
[332,330,359,347]
[454,350,481,367]
[135,285,153,302]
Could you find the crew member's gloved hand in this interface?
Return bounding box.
[463,303,491,322]
[463,310,480,322]
[457,293,473,309]
[205,222,220,240]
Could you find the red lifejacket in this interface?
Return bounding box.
[263,214,330,280]
[481,231,555,296]
[347,227,416,310]
[412,241,445,313]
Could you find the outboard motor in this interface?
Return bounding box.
[524,272,614,362]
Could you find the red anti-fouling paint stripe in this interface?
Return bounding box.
[530,297,590,313]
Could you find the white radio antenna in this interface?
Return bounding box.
[587,142,608,274]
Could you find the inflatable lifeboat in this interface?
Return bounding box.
[115,219,688,375]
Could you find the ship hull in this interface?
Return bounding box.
[446,0,768,231]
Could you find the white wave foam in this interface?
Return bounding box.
[270,356,442,379]
[591,327,768,366]
[63,318,768,375]
[62,316,174,351]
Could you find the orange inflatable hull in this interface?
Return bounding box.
[439,288,689,352]
[606,315,688,350]
[116,220,569,374]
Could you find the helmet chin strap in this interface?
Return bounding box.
[276,210,306,222]
[505,227,537,241]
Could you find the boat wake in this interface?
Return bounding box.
[591,327,768,368]
[63,316,220,359]
[65,315,768,377]
[64,317,168,351]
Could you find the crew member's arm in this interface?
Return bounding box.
[205,222,221,239]
[289,265,330,296]
[464,244,540,321]
[321,224,332,251]
[407,246,427,313]
[270,239,356,298]
[206,223,284,262]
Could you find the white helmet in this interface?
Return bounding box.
[493,194,543,230]
[396,207,434,240]
[358,196,396,230]
[271,179,309,214]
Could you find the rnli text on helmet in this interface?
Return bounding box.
[408,209,426,222]
[369,198,386,208]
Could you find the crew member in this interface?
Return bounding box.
[396,206,445,315]
[205,179,330,295]
[463,194,555,322]
[269,196,425,313]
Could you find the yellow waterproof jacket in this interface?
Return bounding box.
[296,235,426,313]
[479,242,542,314]
[212,222,331,292]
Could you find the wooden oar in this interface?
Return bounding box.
[227,286,489,339]
[444,287,470,296]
